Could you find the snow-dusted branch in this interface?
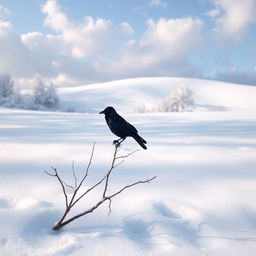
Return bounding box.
[45,143,156,231]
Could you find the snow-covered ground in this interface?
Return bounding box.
[1,77,256,255]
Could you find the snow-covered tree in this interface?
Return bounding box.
[0,73,60,110]
[32,76,59,109]
[133,86,195,113]
[0,92,23,108]
[0,72,14,98]
[0,72,23,108]
[43,83,59,109]
[156,86,194,112]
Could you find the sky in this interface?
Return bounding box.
[0,0,256,87]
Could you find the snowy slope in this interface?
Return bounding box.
[58,77,256,112]
[1,77,256,256]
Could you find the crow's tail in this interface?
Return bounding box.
[133,134,147,150]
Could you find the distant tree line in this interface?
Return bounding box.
[0,73,59,110]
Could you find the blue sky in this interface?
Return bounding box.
[0,0,256,87]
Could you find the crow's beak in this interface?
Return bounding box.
[99,110,105,114]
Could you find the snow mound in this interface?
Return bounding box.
[58,77,256,112]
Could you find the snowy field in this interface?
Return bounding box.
[1,77,256,255]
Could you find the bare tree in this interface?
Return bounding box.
[45,143,156,231]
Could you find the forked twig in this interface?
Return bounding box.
[45,142,156,231]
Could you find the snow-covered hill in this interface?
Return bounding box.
[1,77,256,256]
[58,77,256,112]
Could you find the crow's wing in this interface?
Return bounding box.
[108,113,137,137]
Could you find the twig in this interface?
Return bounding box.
[69,142,96,207]
[109,176,156,199]
[72,161,77,189]
[102,143,119,198]
[113,159,125,168]
[107,198,112,216]
[115,149,139,160]
[46,143,156,231]
[45,167,69,209]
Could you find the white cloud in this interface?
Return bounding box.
[149,0,168,8]
[120,22,134,35]
[210,0,256,37]
[206,8,220,19]
[42,0,113,58]
[21,32,64,56]
[42,0,70,31]
[108,17,203,77]
[0,2,204,87]
[143,18,203,58]
[0,21,63,81]
[0,21,12,35]
[0,21,41,77]
[0,1,124,86]
[50,73,81,87]
[0,5,12,19]
[0,1,209,86]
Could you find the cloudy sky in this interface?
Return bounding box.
[0,0,256,87]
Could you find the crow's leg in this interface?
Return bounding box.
[113,137,126,147]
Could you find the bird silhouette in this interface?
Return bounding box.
[99,106,147,149]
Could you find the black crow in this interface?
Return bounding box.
[99,106,147,149]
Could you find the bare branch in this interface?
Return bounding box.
[102,143,119,198]
[50,167,69,209]
[53,198,106,230]
[106,175,156,216]
[61,180,75,191]
[76,142,95,190]
[70,174,106,207]
[46,142,156,231]
[115,149,139,160]
[45,168,74,191]
[107,198,112,216]
[113,159,125,168]
[72,160,77,189]
[44,170,56,177]
[109,176,156,199]
[52,175,156,230]
[116,144,122,153]
[72,143,117,206]
[69,142,96,207]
